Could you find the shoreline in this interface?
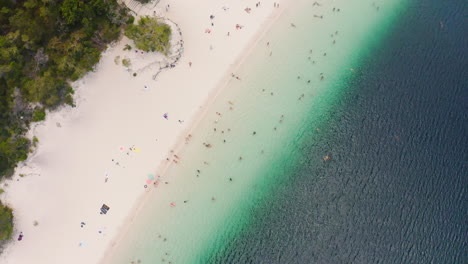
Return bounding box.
[97,0,411,262]
[0,1,291,263]
[98,1,293,263]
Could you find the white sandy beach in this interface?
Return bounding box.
[0,0,289,263]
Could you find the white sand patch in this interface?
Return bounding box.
[0,0,289,263]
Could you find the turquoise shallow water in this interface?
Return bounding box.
[106,1,408,263]
[210,0,467,262]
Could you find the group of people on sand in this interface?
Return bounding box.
[235,24,244,30]
[231,73,241,80]
[245,1,264,14]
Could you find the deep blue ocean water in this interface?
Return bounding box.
[207,0,467,263]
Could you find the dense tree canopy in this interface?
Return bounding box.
[125,16,171,54]
[0,0,130,177]
[0,0,131,246]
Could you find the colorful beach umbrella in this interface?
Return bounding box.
[148,174,155,180]
[146,179,152,184]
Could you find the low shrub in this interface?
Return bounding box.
[0,201,13,243]
[32,109,46,122]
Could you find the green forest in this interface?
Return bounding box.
[0,0,173,247]
[0,0,132,245]
[0,0,131,178]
